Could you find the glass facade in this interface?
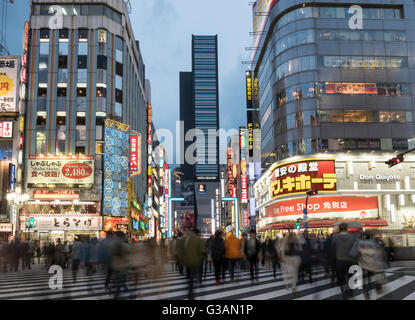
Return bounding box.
[192,35,219,179]
[253,2,413,170]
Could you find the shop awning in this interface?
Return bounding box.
[258,219,388,232]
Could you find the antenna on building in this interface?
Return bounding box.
[123,0,132,14]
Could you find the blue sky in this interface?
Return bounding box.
[6,0,253,164]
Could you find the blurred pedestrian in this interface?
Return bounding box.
[211,230,225,285]
[244,230,261,281]
[71,237,82,283]
[324,233,336,284]
[36,246,41,264]
[177,229,205,300]
[109,232,131,299]
[240,233,248,272]
[281,232,304,294]
[204,236,213,278]
[333,223,357,299]
[225,231,243,282]
[55,239,65,268]
[265,237,280,279]
[349,230,387,299]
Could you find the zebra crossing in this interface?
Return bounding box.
[0,263,414,300]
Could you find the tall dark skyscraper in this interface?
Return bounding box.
[180,35,220,235]
[192,35,219,181]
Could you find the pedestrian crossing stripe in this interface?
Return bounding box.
[0,264,414,300]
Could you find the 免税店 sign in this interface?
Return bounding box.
[27,155,94,185]
[270,159,337,199]
[265,196,379,222]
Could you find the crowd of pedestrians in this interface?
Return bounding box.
[0,223,393,300]
[170,223,391,300]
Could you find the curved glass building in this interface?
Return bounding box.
[251,1,414,170]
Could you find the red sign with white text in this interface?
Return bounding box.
[265,196,379,220]
[271,159,336,199]
[241,174,248,203]
[130,134,138,172]
[0,121,12,138]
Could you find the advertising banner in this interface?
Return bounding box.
[20,215,102,231]
[104,217,128,233]
[164,164,169,231]
[33,190,80,200]
[0,121,13,138]
[325,82,377,95]
[130,134,139,172]
[27,155,94,185]
[264,196,379,222]
[0,57,18,113]
[270,158,337,199]
[241,174,248,203]
[243,209,249,229]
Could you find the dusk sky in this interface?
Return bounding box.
[6,0,253,164]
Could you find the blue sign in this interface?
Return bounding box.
[303,208,307,214]
[9,164,15,192]
[132,219,139,231]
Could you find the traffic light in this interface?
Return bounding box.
[306,188,318,196]
[385,154,404,167]
[295,220,301,230]
[28,217,35,228]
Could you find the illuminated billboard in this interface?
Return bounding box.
[104,122,129,216]
[0,57,18,113]
[27,155,94,186]
[270,159,337,199]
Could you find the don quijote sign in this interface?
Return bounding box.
[27,155,94,185]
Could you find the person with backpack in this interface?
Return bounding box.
[349,230,387,299]
[281,232,304,294]
[211,230,225,285]
[244,230,261,281]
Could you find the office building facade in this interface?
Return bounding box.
[22,0,147,243]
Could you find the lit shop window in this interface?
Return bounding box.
[98,29,107,43]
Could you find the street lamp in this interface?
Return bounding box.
[6,191,29,240]
[303,188,318,239]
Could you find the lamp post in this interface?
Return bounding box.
[6,191,29,240]
[304,188,318,239]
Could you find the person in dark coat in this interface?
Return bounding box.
[211,230,225,285]
[244,230,261,280]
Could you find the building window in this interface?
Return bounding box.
[96,86,106,98]
[58,55,68,69]
[77,69,87,83]
[39,29,50,39]
[98,29,107,43]
[78,42,88,55]
[115,89,122,103]
[75,145,85,154]
[97,55,107,69]
[59,29,69,39]
[57,87,67,97]
[58,41,68,55]
[39,42,49,55]
[38,86,47,98]
[78,29,88,41]
[78,55,87,69]
[77,87,87,97]
[36,130,46,154]
[115,62,123,76]
[36,115,47,126]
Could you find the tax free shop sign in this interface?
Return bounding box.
[263,196,379,224]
